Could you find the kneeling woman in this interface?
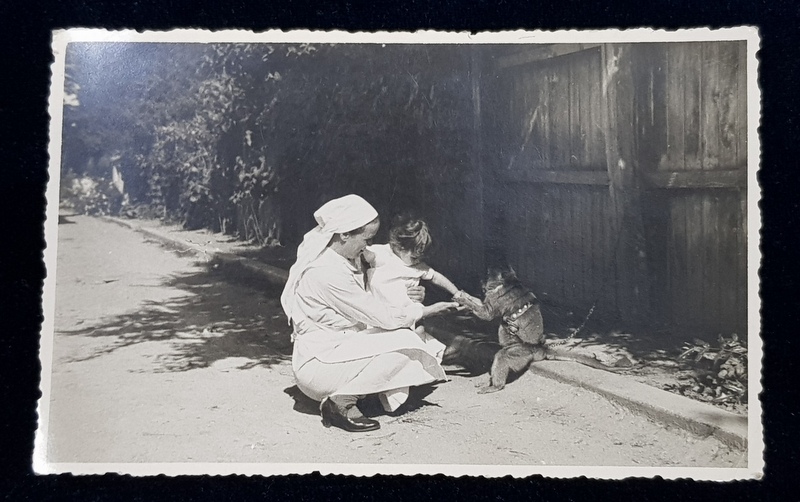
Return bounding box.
[280,194,458,432]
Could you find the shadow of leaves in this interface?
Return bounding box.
[59,268,292,372]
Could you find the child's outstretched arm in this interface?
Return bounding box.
[458,296,494,321]
[426,269,460,296]
[426,269,487,317]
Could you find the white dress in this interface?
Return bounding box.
[365,244,448,362]
[290,248,446,410]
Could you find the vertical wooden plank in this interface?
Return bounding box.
[517,70,528,169]
[664,43,686,171]
[526,186,540,288]
[564,188,573,303]
[634,43,668,172]
[592,188,602,309]
[505,75,517,170]
[577,53,592,168]
[539,189,550,292]
[608,192,619,313]
[735,41,748,168]
[717,42,740,169]
[685,193,706,327]
[540,187,553,298]
[701,193,720,330]
[720,190,739,333]
[701,42,722,170]
[541,69,552,170]
[551,186,562,301]
[582,189,590,307]
[522,194,539,283]
[507,185,519,274]
[555,188,565,302]
[551,65,562,169]
[719,192,733,334]
[651,46,669,166]
[470,46,485,287]
[598,187,610,312]
[684,42,703,171]
[557,186,568,301]
[533,71,548,170]
[601,44,652,324]
[483,65,510,269]
[521,187,532,281]
[563,190,573,306]
[589,186,598,309]
[665,197,675,325]
[571,186,580,305]
[589,49,605,167]
[566,187,577,303]
[640,44,671,325]
[569,57,581,168]
[737,188,748,333]
[578,188,586,306]
[669,197,688,327]
[591,47,613,309]
[586,188,597,307]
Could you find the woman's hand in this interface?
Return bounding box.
[406,285,426,303]
[421,301,463,318]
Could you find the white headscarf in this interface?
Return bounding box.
[280,194,379,324]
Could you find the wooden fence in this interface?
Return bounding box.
[231,41,748,336]
[480,41,749,334]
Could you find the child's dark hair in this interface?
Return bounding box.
[389,213,432,258]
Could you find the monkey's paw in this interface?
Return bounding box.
[453,291,484,312]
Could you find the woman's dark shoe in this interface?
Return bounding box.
[320,398,380,432]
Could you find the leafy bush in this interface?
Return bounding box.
[676,334,747,406]
[63,43,473,246]
[60,172,124,216]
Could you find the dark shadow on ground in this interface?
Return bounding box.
[59,267,293,372]
[234,246,297,271]
[424,303,748,415]
[283,383,443,419]
[426,303,713,374]
[283,385,320,416]
[360,383,442,418]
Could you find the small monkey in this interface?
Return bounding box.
[456,268,625,393]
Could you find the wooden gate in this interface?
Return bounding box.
[480,41,748,334]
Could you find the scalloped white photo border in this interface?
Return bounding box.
[38,27,762,480]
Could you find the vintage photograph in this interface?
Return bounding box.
[37,28,762,478]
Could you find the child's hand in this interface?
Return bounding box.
[361,248,376,266]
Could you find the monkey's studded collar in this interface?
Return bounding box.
[502,301,535,324]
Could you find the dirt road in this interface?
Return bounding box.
[41,215,745,469]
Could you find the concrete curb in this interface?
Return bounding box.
[529,362,747,450]
[101,216,289,285]
[101,216,747,450]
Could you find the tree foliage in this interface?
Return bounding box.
[62,42,474,245]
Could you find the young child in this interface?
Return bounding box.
[363,213,482,362]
